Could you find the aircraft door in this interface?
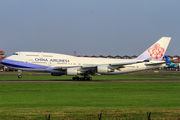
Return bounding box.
[48,61,52,66]
[77,61,81,66]
[24,59,33,65]
[136,66,139,70]
[24,59,29,65]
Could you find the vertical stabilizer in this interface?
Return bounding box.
[136,37,171,61]
[164,55,171,63]
[165,55,178,68]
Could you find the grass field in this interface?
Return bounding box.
[0,70,180,80]
[1,71,180,119]
[1,82,180,119]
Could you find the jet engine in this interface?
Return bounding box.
[66,68,82,76]
[96,65,114,74]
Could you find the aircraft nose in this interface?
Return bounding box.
[1,58,8,65]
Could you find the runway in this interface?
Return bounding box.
[1,79,180,83]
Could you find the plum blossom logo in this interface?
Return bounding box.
[148,43,165,59]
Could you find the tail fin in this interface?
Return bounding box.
[164,55,171,63]
[136,37,171,61]
[164,55,176,68]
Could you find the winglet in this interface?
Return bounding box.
[136,37,171,61]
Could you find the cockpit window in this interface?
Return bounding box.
[13,53,18,55]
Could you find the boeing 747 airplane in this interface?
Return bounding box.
[1,37,171,80]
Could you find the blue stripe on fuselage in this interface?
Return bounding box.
[1,59,53,70]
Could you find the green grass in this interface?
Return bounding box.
[150,74,180,78]
[1,82,180,119]
[1,70,179,80]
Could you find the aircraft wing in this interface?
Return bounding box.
[53,61,141,71]
[53,67,69,70]
[109,61,140,68]
[81,61,142,75]
[53,60,166,72]
[81,61,141,70]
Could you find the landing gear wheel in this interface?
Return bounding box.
[89,77,92,80]
[84,77,87,81]
[18,75,22,79]
[80,77,84,81]
[72,77,80,81]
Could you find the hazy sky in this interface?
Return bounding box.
[1,0,180,56]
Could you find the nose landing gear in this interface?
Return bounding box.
[18,70,22,79]
[18,75,22,79]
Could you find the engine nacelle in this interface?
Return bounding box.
[66,68,79,76]
[51,72,64,76]
[96,65,109,74]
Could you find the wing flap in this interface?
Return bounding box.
[110,61,139,67]
[145,61,165,66]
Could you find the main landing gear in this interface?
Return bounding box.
[72,76,92,81]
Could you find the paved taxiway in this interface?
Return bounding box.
[0,79,180,83]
